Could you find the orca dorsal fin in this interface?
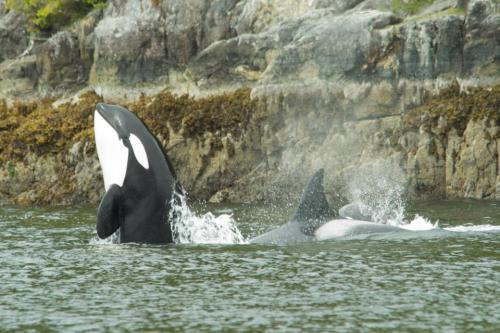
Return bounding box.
[292,169,335,235]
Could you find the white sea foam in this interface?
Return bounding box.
[373,213,500,235]
[444,224,500,233]
[399,215,438,231]
[169,192,246,244]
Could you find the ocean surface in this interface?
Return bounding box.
[1,199,499,332]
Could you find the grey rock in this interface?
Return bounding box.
[234,0,364,35]
[464,0,500,75]
[312,0,365,10]
[191,10,403,84]
[396,15,465,79]
[91,0,239,84]
[36,31,88,89]
[448,119,498,198]
[467,0,492,27]
[420,0,459,15]
[0,9,29,62]
[354,0,393,11]
[0,55,37,98]
[92,1,166,84]
[266,10,400,81]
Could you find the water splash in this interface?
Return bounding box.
[400,215,438,231]
[347,161,407,226]
[169,192,246,244]
[89,229,120,245]
[444,224,500,233]
[399,215,500,234]
[344,163,500,234]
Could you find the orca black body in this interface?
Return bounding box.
[250,169,402,244]
[94,103,181,244]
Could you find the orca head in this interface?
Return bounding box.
[94,103,150,191]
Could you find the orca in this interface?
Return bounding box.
[338,202,373,221]
[250,169,403,244]
[94,103,182,244]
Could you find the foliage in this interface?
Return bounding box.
[4,0,107,32]
[392,0,435,15]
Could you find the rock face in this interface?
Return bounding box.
[36,31,88,89]
[0,5,28,63]
[0,145,101,206]
[0,0,500,205]
[91,0,241,85]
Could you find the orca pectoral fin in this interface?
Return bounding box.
[96,184,122,239]
[293,169,335,235]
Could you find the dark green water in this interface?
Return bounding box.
[1,200,499,332]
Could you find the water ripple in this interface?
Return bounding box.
[0,203,499,332]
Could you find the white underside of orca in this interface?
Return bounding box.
[251,219,403,244]
[94,111,128,191]
[314,219,403,240]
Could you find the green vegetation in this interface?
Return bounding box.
[5,0,108,32]
[392,0,435,15]
[404,82,500,135]
[6,161,16,178]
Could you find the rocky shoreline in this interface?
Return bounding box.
[1,0,499,205]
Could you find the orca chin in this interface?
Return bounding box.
[94,103,183,244]
[250,169,403,244]
[94,108,129,190]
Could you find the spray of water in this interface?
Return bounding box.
[347,161,407,226]
[89,229,120,245]
[89,192,246,245]
[343,162,500,232]
[169,192,246,244]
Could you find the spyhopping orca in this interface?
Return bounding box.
[250,169,402,244]
[94,103,182,244]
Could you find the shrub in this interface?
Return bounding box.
[5,0,107,33]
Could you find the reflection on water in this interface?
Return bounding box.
[0,200,499,332]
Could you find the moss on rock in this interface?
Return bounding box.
[0,87,262,205]
[128,88,257,141]
[0,87,258,163]
[0,91,102,162]
[403,82,500,136]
